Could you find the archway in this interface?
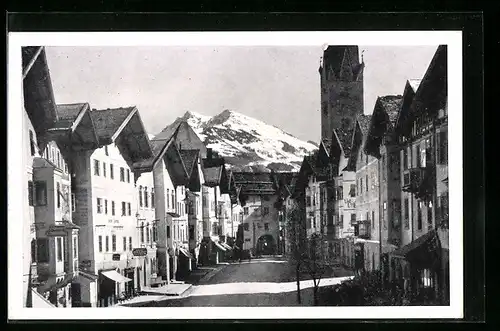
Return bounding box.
[256,234,276,256]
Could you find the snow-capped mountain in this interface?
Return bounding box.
[177,109,318,172]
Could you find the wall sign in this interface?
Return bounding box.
[132,248,148,257]
[112,254,121,261]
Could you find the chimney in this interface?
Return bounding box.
[207,148,213,160]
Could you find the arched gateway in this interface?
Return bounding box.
[256,234,276,256]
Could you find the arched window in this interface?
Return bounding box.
[144,187,149,208]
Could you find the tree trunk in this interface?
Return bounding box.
[313,285,319,306]
[296,263,301,304]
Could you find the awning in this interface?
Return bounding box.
[101,270,132,283]
[167,212,181,217]
[213,241,227,251]
[391,230,442,267]
[178,247,193,259]
[31,289,56,308]
[221,242,232,250]
[78,271,99,281]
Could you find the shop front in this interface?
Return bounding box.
[97,268,132,307]
[389,229,446,304]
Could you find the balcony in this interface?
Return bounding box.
[402,166,435,199]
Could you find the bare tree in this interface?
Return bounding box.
[286,204,334,306]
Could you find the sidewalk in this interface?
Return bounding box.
[116,263,228,307]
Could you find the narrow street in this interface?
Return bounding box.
[145,257,352,307]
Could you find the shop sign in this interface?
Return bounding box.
[132,248,148,257]
[112,254,121,261]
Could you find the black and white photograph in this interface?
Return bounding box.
[8,31,463,320]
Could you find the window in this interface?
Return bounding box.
[111,201,115,216]
[403,148,408,170]
[71,193,76,212]
[129,237,132,250]
[127,202,131,216]
[337,186,343,200]
[421,269,433,288]
[64,162,68,173]
[29,131,36,156]
[340,214,344,228]
[427,201,433,230]
[126,169,130,183]
[37,238,50,263]
[98,236,103,252]
[350,213,356,225]
[104,199,108,214]
[151,191,155,208]
[121,202,126,216]
[139,186,143,207]
[28,181,34,206]
[167,226,171,238]
[153,222,158,242]
[57,237,63,262]
[372,210,375,228]
[94,159,100,176]
[439,131,448,164]
[404,198,410,229]
[417,201,422,230]
[96,198,103,214]
[56,151,61,169]
[360,178,363,193]
[110,164,114,179]
[243,207,249,215]
[112,235,117,252]
[146,224,150,242]
[263,207,269,216]
[144,188,149,208]
[120,167,125,182]
[103,162,107,177]
[416,145,421,167]
[264,223,269,231]
[365,175,369,192]
[141,223,145,243]
[243,223,249,231]
[166,189,170,208]
[349,184,356,197]
[56,182,61,208]
[123,237,127,251]
[104,146,109,156]
[105,236,109,252]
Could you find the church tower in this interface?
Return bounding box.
[319,45,364,140]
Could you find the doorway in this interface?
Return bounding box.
[70,283,82,307]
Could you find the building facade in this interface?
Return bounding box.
[70,106,153,307]
[390,45,449,304]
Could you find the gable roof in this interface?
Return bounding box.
[332,125,355,159]
[179,149,200,177]
[46,103,100,152]
[357,114,372,136]
[232,172,277,196]
[365,95,403,157]
[90,107,136,143]
[164,143,189,187]
[395,45,447,139]
[22,46,58,145]
[132,120,183,171]
[203,166,223,187]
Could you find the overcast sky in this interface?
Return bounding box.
[45,45,438,142]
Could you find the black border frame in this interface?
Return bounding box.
[6,12,485,324]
